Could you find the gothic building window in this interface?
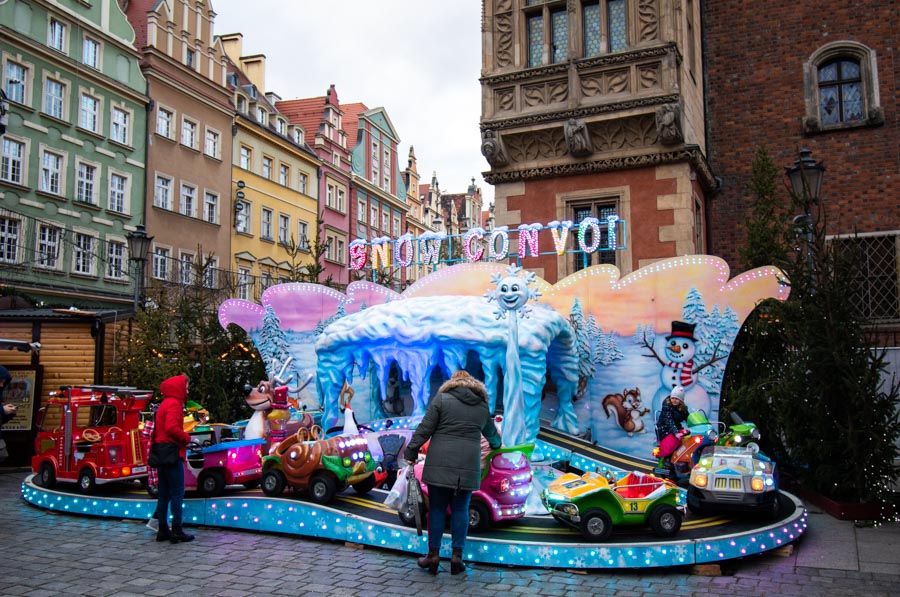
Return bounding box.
[572,200,618,272]
[803,41,882,133]
[581,0,627,58]
[525,0,567,67]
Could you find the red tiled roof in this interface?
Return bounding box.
[341,102,368,149]
[123,0,158,49]
[276,95,327,141]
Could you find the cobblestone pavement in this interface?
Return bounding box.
[2,470,898,596]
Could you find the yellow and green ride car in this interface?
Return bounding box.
[541,470,686,542]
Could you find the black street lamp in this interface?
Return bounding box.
[785,149,825,290]
[126,224,153,312]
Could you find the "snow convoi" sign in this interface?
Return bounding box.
[348,216,624,270]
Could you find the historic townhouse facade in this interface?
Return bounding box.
[401,145,429,284]
[704,1,899,341]
[0,0,147,309]
[220,35,320,301]
[124,0,234,294]
[346,103,408,289]
[277,85,352,288]
[479,0,712,284]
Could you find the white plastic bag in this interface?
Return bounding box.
[383,465,410,511]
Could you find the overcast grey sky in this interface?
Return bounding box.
[211,0,492,209]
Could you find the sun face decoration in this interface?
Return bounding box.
[485,265,542,320]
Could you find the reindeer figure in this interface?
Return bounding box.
[245,357,313,444]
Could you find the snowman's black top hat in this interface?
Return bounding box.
[666,320,696,341]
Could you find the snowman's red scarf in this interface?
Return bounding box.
[668,359,695,387]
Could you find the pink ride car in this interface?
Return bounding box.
[398,444,534,532]
[147,424,266,497]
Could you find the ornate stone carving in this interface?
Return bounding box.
[655,103,683,145]
[581,68,631,97]
[481,129,509,167]
[484,147,718,191]
[496,0,512,12]
[522,80,569,108]
[638,64,660,89]
[564,118,592,157]
[638,0,659,42]
[495,13,513,68]
[589,114,658,152]
[505,128,568,162]
[495,88,515,112]
[481,93,680,131]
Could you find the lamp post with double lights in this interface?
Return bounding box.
[785,148,825,291]
[126,224,153,312]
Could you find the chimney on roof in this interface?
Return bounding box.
[239,54,266,94]
[219,33,243,63]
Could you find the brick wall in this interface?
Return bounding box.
[703,0,898,270]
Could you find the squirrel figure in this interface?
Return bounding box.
[602,387,650,436]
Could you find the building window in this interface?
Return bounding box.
[237,96,246,113]
[804,42,881,133]
[180,253,194,285]
[111,107,130,145]
[583,3,601,57]
[370,204,378,227]
[818,59,863,125]
[0,138,25,185]
[157,107,173,138]
[240,146,251,170]
[393,214,401,237]
[73,232,95,275]
[154,175,172,209]
[107,240,126,279]
[279,164,289,186]
[0,216,19,263]
[49,19,67,53]
[44,78,65,120]
[572,201,618,272]
[261,208,273,240]
[381,209,390,232]
[298,220,309,250]
[326,184,335,209]
[276,119,286,135]
[325,233,336,261]
[181,118,197,149]
[382,146,391,191]
[298,172,308,194]
[832,233,899,323]
[278,214,289,244]
[336,239,345,264]
[185,47,196,69]
[181,183,197,217]
[292,128,303,145]
[109,172,128,213]
[526,1,568,67]
[4,62,28,105]
[262,156,273,179]
[152,247,169,280]
[332,152,341,167]
[238,267,251,300]
[607,0,626,53]
[370,140,379,183]
[82,37,100,69]
[79,93,100,132]
[36,223,60,269]
[337,188,346,212]
[76,161,98,204]
[256,107,267,126]
[204,129,220,158]
[357,199,366,222]
[40,149,64,195]
[236,200,251,233]
[204,191,218,224]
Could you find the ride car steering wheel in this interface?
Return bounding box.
[82,428,101,442]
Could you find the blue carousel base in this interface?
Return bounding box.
[20,472,807,570]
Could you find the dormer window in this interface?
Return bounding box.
[256,106,267,126]
[237,96,246,113]
[276,119,286,135]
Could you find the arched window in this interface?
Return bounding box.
[803,42,883,133]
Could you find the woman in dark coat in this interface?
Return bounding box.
[404,370,502,576]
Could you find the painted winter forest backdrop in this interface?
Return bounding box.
[219,257,788,461]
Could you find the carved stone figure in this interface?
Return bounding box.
[564,118,592,157]
[655,103,684,145]
[481,129,509,167]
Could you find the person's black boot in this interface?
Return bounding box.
[156,524,172,542]
[450,548,466,575]
[417,549,440,575]
[170,527,195,543]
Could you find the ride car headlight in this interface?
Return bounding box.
[559,503,579,517]
[751,477,765,491]
[734,434,743,444]
[694,473,708,487]
[751,428,761,440]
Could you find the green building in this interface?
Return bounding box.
[0,0,147,309]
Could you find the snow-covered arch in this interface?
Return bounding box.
[314,295,579,444]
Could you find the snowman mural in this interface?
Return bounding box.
[643,321,728,416]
